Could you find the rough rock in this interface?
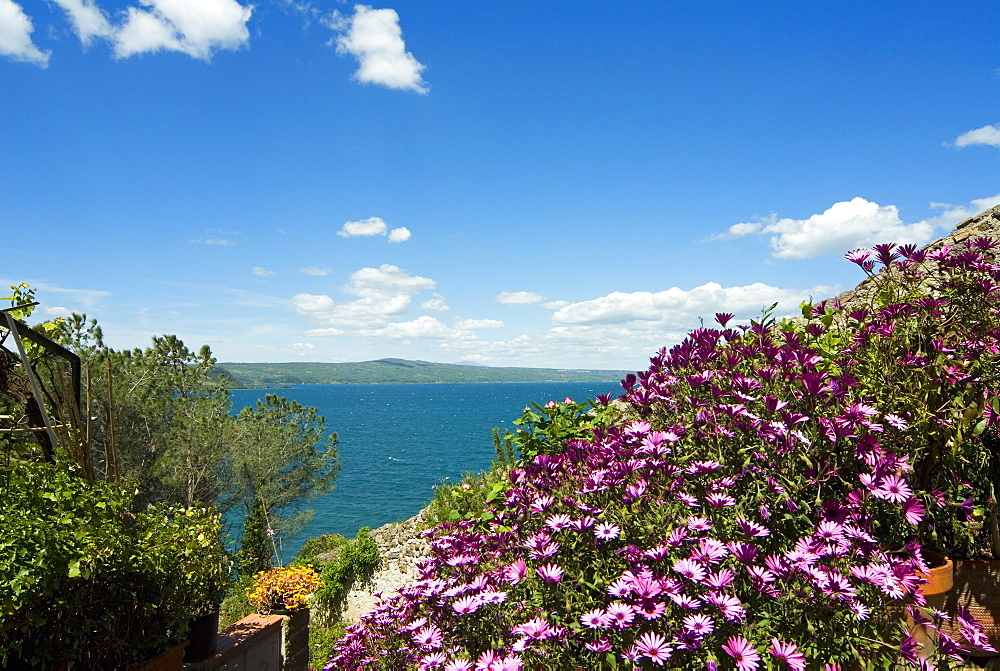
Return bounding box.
[339,509,432,624]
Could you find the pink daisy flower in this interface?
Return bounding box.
[682,613,715,636]
[594,521,622,540]
[413,624,444,650]
[451,594,482,615]
[722,635,761,670]
[673,558,707,582]
[536,563,564,582]
[769,638,806,671]
[580,608,608,629]
[605,601,636,628]
[873,474,912,503]
[635,631,673,665]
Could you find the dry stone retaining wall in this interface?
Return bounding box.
[338,509,432,624]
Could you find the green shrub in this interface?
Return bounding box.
[292,532,349,569]
[220,575,256,628]
[0,459,227,668]
[310,620,347,668]
[311,527,380,616]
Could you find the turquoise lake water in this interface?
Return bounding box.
[229,381,622,561]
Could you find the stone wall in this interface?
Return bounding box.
[337,509,432,624]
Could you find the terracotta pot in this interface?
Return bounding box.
[908,553,955,658]
[918,552,954,596]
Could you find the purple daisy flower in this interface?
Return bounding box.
[585,638,612,653]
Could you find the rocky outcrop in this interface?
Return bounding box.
[339,509,432,624]
[823,203,1000,314]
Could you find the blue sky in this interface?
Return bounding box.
[2,1,999,370]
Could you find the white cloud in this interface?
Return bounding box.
[388,226,411,243]
[291,342,315,349]
[495,291,544,305]
[542,300,569,310]
[192,237,237,246]
[712,197,943,259]
[303,327,344,336]
[337,216,411,243]
[252,267,275,277]
[0,0,50,66]
[329,4,428,94]
[954,124,1000,149]
[359,316,475,341]
[300,266,332,276]
[552,281,832,327]
[115,0,252,60]
[51,0,114,46]
[292,264,435,328]
[454,318,504,330]
[338,216,387,237]
[44,306,74,318]
[420,294,449,312]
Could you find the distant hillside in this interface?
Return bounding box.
[215,358,634,387]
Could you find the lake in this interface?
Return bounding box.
[229,381,622,561]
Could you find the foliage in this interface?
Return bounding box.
[509,396,616,460]
[220,575,256,628]
[238,495,275,579]
[311,620,348,670]
[248,565,322,614]
[293,532,350,569]
[223,393,340,549]
[312,527,381,617]
[2,289,343,662]
[328,240,1000,670]
[40,311,341,563]
[0,458,227,668]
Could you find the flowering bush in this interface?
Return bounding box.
[248,566,322,614]
[329,239,1000,669]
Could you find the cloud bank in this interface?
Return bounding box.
[710,195,1000,260]
[495,291,544,305]
[292,264,435,328]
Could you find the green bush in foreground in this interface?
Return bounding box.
[0,459,226,668]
